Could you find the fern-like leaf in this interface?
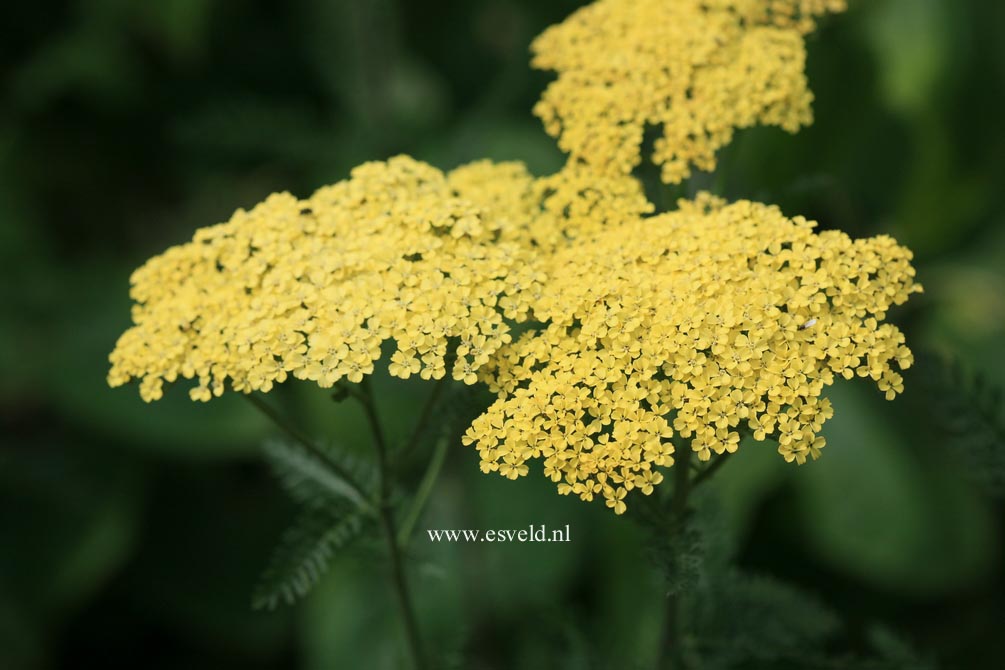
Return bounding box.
[252,503,371,610]
[262,438,375,511]
[919,354,1005,497]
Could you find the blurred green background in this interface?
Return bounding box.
[2,0,1004,668]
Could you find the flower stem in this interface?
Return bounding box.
[691,452,731,488]
[398,431,448,547]
[659,447,693,670]
[358,377,428,670]
[397,374,449,461]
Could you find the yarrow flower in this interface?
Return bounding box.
[108,157,646,402]
[531,0,847,183]
[109,0,922,516]
[464,194,920,514]
[108,156,548,401]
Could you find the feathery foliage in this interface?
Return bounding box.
[262,438,376,510]
[920,354,1005,497]
[252,501,372,610]
[255,438,381,609]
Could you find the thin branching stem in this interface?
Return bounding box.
[397,374,450,461]
[397,432,448,547]
[670,449,692,518]
[691,452,732,488]
[244,393,372,509]
[357,377,428,670]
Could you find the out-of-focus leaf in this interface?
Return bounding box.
[917,355,1005,498]
[8,25,141,110]
[133,0,214,63]
[44,262,270,458]
[172,98,338,164]
[303,558,401,670]
[707,436,789,544]
[792,384,995,594]
[687,570,841,669]
[863,0,951,117]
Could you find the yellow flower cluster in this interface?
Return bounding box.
[531,0,846,183]
[108,157,648,402]
[722,0,849,33]
[448,159,653,252]
[110,0,922,516]
[108,156,548,401]
[464,195,920,514]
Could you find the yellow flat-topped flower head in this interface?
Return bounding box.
[531,0,847,183]
[108,157,650,403]
[465,194,920,514]
[108,156,549,402]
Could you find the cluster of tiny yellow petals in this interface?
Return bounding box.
[108,156,547,401]
[531,0,846,183]
[447,159,653,252]
[716,0,848,33]
[108,156,652,402]
[464,194,920,514]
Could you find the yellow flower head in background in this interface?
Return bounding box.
[465,194,920,514]
[531,0,847,183]
[108,157,648,402]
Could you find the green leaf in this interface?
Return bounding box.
[793,384,994,594]
[919,354,1005,497]
[253,504,371,610]
[262,438,374,511]
[686,570,841,668]
[863,0,951,116]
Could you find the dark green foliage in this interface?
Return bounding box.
[637,492,934,670]
[684,570,840,669]
[685,573,936,670]
[629,480,728,597]
[262,438,376,510]
[252,502,371,610]
[256,438,381,609]
[919,354,1005,497]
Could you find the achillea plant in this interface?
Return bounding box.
[108,0,921,667]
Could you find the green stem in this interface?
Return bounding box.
[244,393,373,510]
[658,447,693,670]
[671,448,692,518]
[357,377,428,670]
[397,374,449,461]
[397,432,448,547]
[691,452,732,488]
